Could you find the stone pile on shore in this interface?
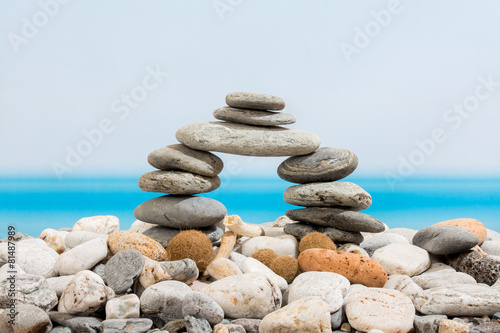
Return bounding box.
[1,92,500,333]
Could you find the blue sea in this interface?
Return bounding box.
[1,176,499,238]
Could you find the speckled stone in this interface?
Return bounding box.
[278,147,358,183]
[225,92,285,110]
[39,228,67,254]
[72,215,119,234]
[49,313,102,333]
[140,280,192,322]
[100,318,153,333]
[134,195,226,228]
[185,316,212,333]
[0,274,57,311]
[284,223,364,244]
[213,106,295,126]
[434,218,487,244]
[182,291,224,326]
[142,224,223,248]
[448,250,500,286]
[107,231,167,261]
[283,182,372,210]
[176,122,320,157]
[412,225,479,255]
[138,171,220,195]
[286,207,384,233]
[105,250,145,294]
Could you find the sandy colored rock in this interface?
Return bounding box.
[72,215,119,234]
[298,248,387,287]
[225,92,285,110]
[39,228,67,254]
[138,170,220,195]
[434,218,487,244]
[206,258,243,280]
[438,319,470,333]
[107,230,167,261]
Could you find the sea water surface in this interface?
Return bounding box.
[1,176,499,238]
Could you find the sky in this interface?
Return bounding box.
[1,0,499,180]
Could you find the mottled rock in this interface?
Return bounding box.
[286,207,384,233]
[372,243,431,276]
[284,223,364,244]
[0,303,52,333]
[225,92,285,110]
[259,297,332,333]
[185,316,212,333]
[105,250,145,294]
[106,294,140,319]
[438,319,469,333]
[278,147,358,183]
[213,106,295,126]
[161,258,199,284]
[176,121,320,157]
[383,274,423,302]
[39,228,67,254]
[284,182,372,210]
[412,270,477,289]
[142,225,223,248]
[16,244,59,277]
[100,318,153,333]
[298,248,387,287]
[413,315,447,333]
[49,312,102,333]
[241,235,298,258]
[138,170,220,195]
[64,231,108,249]
[412,225,479,255]
[231,319,261,333]
[107,231,167,261]
[134,195,226,228]
[72,215,119,234]
[448,250,500,286]
[148,144,223,177]
[53,238,108,275]
[360,232,409,256]
[140,280,192,322]
[434,218,487,244]
[0,274,57,311]
[46,275,74,297]
[182,291,224,326]
[346,288,414,333]
[203,273,282,319]
[139,257,171,289]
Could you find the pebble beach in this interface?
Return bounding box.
[1,92,500,333]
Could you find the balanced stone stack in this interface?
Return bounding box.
[280,148,386,245]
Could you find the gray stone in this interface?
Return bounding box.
[213,106,295,126]
[148,144,223,177]
[142,224,223,248]
[0,274,57,311]
[134,195,226,228]
[413,314,446,333]
[176,121,320,157]
[283,182,372,210]
[49,313,102,333]
[284,223,364,244]
[92,264,107,284]
[182,291,224,326]
[185,316,212,333]
[225,91,285,110]
[0,304,52,333]
[286,207,385,233]
[231,319,261,333]
[140,280,193,322]
[331,306,345,330]
[50,327,72,333]
[412,225,480,255]
[223,324,247,332]
[161,319,185,331]
[160,259,199,285]
[481,241,500,256]
[138,171,220,195]
[360,233,409,256]
[448,250,500,286]
[278,147,358,183]
[100,318,153,333]
[105,250,145,294]
[412,270,477,289]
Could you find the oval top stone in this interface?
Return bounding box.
[213,106,296,126]
[412,225,479,255]
[133,195,226,228]
[148,144,223,177]
[176,122,320,157]
[225,92,285,110]
[278,147,358,183]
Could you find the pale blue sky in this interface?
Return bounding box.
[1,0,499,179]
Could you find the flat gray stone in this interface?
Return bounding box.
[412,225,479,255]
[283,182,372,210]
[138,171,220,195]
[176,121,320,157]
[284,223,364,244]
[213,106,295,126]
[100,318,153,333]
[278,147,358,183]
[142,224,223,248]
[105,250,145,294]
[225,92,285,110]
[134,195,226,228]
[182,291,224,326]
[49,313,102,333]
[148,144,223,177]
[0,274,57,312]
[286,207,384,233]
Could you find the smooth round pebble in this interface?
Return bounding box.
[481,240,500,255]
[53,238,108,275]
[39,228,67,254]
[284,223,364,244]
[105,294,140,319]
[225,92,285,110]
[412,225,479,255]
[0,303,52,333]
[383,274,423,302]
[46,275,74,297]
[140,280,192,322]
[371,243,431,277]
[360,232,409,256]
[434,218,487,244]
[16,244,59,277]
[64,230,108,249]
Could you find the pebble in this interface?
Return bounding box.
[240,257,288,292]
[288,271,350,312]
[176,121,320,156]
[0,303,52,333]
[412,225,479,255]
[337,243,369,257]
[286,207,385,233]
[346,288,414,333]
[225,92,285,110]
[49,312,102,333]
[284,223,364,244]
[259,297,332,333]
[39,228,68,254]
[58,270,115,315]
[142,224,223,248]
[105,294,140,319]
[481,240,500,255]
[129,220,156,234]
[50,327,72,333]
[148,144,223,177]
[203,272,282,319]
[412,270,477,289]
[434,218,487,244]
[448,250,500,286]
[139,257,171,289]
[107,231,167,261]
[486,228,500,242]
[53,238,108,275]
[298,248,387,287]
[0,273,57,311]
[213,106,296,126]
[413,314,447,333]
[383,274,423,302]
[414,284,500,316]
[185,316,212,333]
[206,257,243,280]
[72,215,119,234]
[16,244,59,277]
[105,250,145,294]
[231,319,261,333]
[278,147,358,183]
[182,291,225,326]
[140,280,193,322]
[360,233,409,256]
[371,243,431,276]
[138,170,221,195]
[438,319,470,333]
[92,263,108,284]
[383,228,418,243]
[330,307,344,330]
[46,275,75,297]
[161,258,199,284]
[100,318,153,333]
[241,235,298,258]
[134,195,226,228]
[64,230,108,249]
